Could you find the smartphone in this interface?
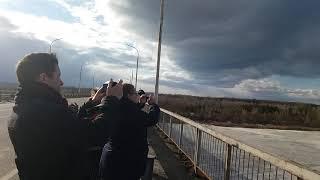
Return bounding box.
[102,81,117,90]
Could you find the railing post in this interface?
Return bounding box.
[178,123,184,147]
[157,112,162,128]
[169,116,173,138]
[224,144,232,180]
[162,113,165,130]
[158,112,161,129]
[194,128,202,173]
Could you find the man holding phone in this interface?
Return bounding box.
[78,79,123,180]
[8,52,123,180]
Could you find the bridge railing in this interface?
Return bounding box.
[0,89,16,101]
[158,108,320,180]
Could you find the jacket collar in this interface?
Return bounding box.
[14,82,67,106]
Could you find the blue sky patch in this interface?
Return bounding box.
[0,0,79,23]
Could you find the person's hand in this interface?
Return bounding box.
[139,94,148,104]
[147,95,157,105]
[92,87,106,103]
[69,103,79,113]
[106,79,123,99]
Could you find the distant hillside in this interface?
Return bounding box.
[0,82,92,101]
[0,82,18,89]
[158,94,320,129]
[0,82,91,92]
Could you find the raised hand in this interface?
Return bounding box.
[92,87,106,103]
[69,102,79,113]
[139,94,148,104]
[106,79,123,99]
[147,94,157,105]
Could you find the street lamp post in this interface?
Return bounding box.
[127,44,140,89]
[100,42,140,88]
[92,73,95,89]
[155,0,165,103]
[78,63,84,94]
[49,38,62,53]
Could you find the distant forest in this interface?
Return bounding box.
[2,82,320,129]
[158,94,320,129]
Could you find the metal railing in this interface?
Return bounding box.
[0,89,16,101]
[157,108,320,180]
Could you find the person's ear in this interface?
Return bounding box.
[38,73,47,83]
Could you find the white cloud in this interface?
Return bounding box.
[1,0,320,105]
[0,0,162,91]
[287,89,320,99]
[0,0,155,57]
[235,78,281,92]
[0,0,193,93]
[159,51,193,82]
[86,61,132,81]
[0,10,92,48]
[233,78,320,103]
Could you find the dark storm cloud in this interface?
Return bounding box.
[111,0,320,87]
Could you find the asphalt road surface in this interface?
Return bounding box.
[0,102,18,180]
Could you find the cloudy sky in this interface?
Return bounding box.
[1,0,320,104]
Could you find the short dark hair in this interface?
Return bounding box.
[16,53,58,85]
[138,89,145,96]
[122,83,135,98]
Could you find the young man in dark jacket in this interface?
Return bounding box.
[78,84,122,180]
[99,83,160,180]
[7,53,122,180]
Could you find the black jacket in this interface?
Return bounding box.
[77,97,119,180]
[78,96,120,149]
[8,83,87,180]
[99,97,160,179]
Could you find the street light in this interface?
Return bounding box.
[126,44,140,89]
[49,38,63,53]
[98,41,140,88]
[78,63,85,93]
[155,0,165,103]
[92,73,95,89]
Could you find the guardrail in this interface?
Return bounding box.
[0,89,16,101]
[0,89,90,101]
[64,93,91,98]
[157,108,320,180]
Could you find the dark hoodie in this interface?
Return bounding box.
[8,82,87,180]
[99,97,160,180]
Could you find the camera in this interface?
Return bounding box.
[140,94,149,100]
[138,89,149,100]
[102,81,117,90]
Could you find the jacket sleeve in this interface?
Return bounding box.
[140,104,160,127]
[77,98,99,120]
[59,108,89,179]
[91,96,121,138]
